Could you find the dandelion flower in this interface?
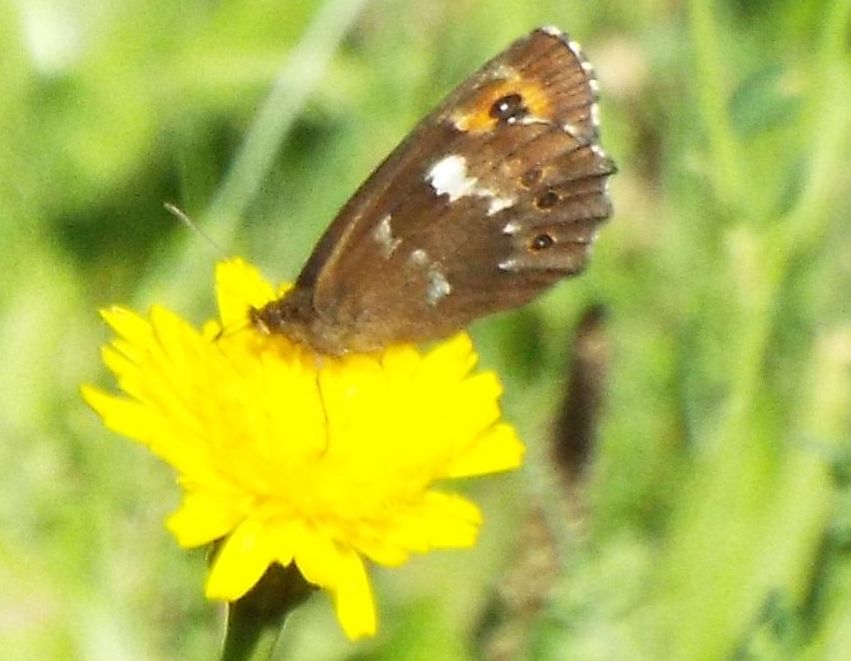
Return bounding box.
[82,258,525,639]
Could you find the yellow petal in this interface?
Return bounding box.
[388,491,482,552]
[206,518,272,601]
[101,306,153,348]
[442,423,525,478]
[294,530,345,589]
[331,550,376,640]
[167,491,244,547]
[215,258,278,329]
[81,386,155,442]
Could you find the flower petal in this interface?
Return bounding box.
[442,423,525,478]
[385,491,482,553]
[332,550,376,640]
[81,386,155,441]
[167,490,244,548]
[206,518,272,601]
[215,258,278,330]
[101,306,154,348]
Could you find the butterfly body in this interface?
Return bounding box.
[251,27,616,355]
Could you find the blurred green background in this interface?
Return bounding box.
[2,0,850,658]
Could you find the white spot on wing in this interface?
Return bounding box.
[499,257,519,272]
[517,114,549,126]
[568,39,584,58]
[492,64,517,79]
[372,214,401,258]
[563,122,579,137]
[427,268,452,305]
[427,154,516,216]
[503,220,521,235]
[540,25,565,38]
[410,248,429,265]
[591,103,601,128]
[427,155,477,201]
[407,248,452,305]
[487,195,515,216]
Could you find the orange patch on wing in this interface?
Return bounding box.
[451,77,554,134]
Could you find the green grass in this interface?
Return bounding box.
[2,0,850,659]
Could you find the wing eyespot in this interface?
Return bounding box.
[530,233,555,251]
[535,190,560,209]
[489,93,528,123]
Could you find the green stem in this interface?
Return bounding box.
[779,0,851,255]
[731,0,851,416]
[146,0,369,306]
[686,0,744,214]
[204,0,370,232]
[220,563,317,661]
[720,0,851,428]
[661,4,851,659]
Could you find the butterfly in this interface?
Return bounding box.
[250,26,616,355]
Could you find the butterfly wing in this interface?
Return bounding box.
[263,27,616,354]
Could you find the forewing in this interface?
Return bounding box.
[300,27,616,350]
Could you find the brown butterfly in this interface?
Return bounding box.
[250,26,616,355]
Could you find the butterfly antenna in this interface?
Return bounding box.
[164,202,230,260]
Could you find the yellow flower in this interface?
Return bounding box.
[82,258,524,640]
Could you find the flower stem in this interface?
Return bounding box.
[220,563,316,661]
[686,0,744,215]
